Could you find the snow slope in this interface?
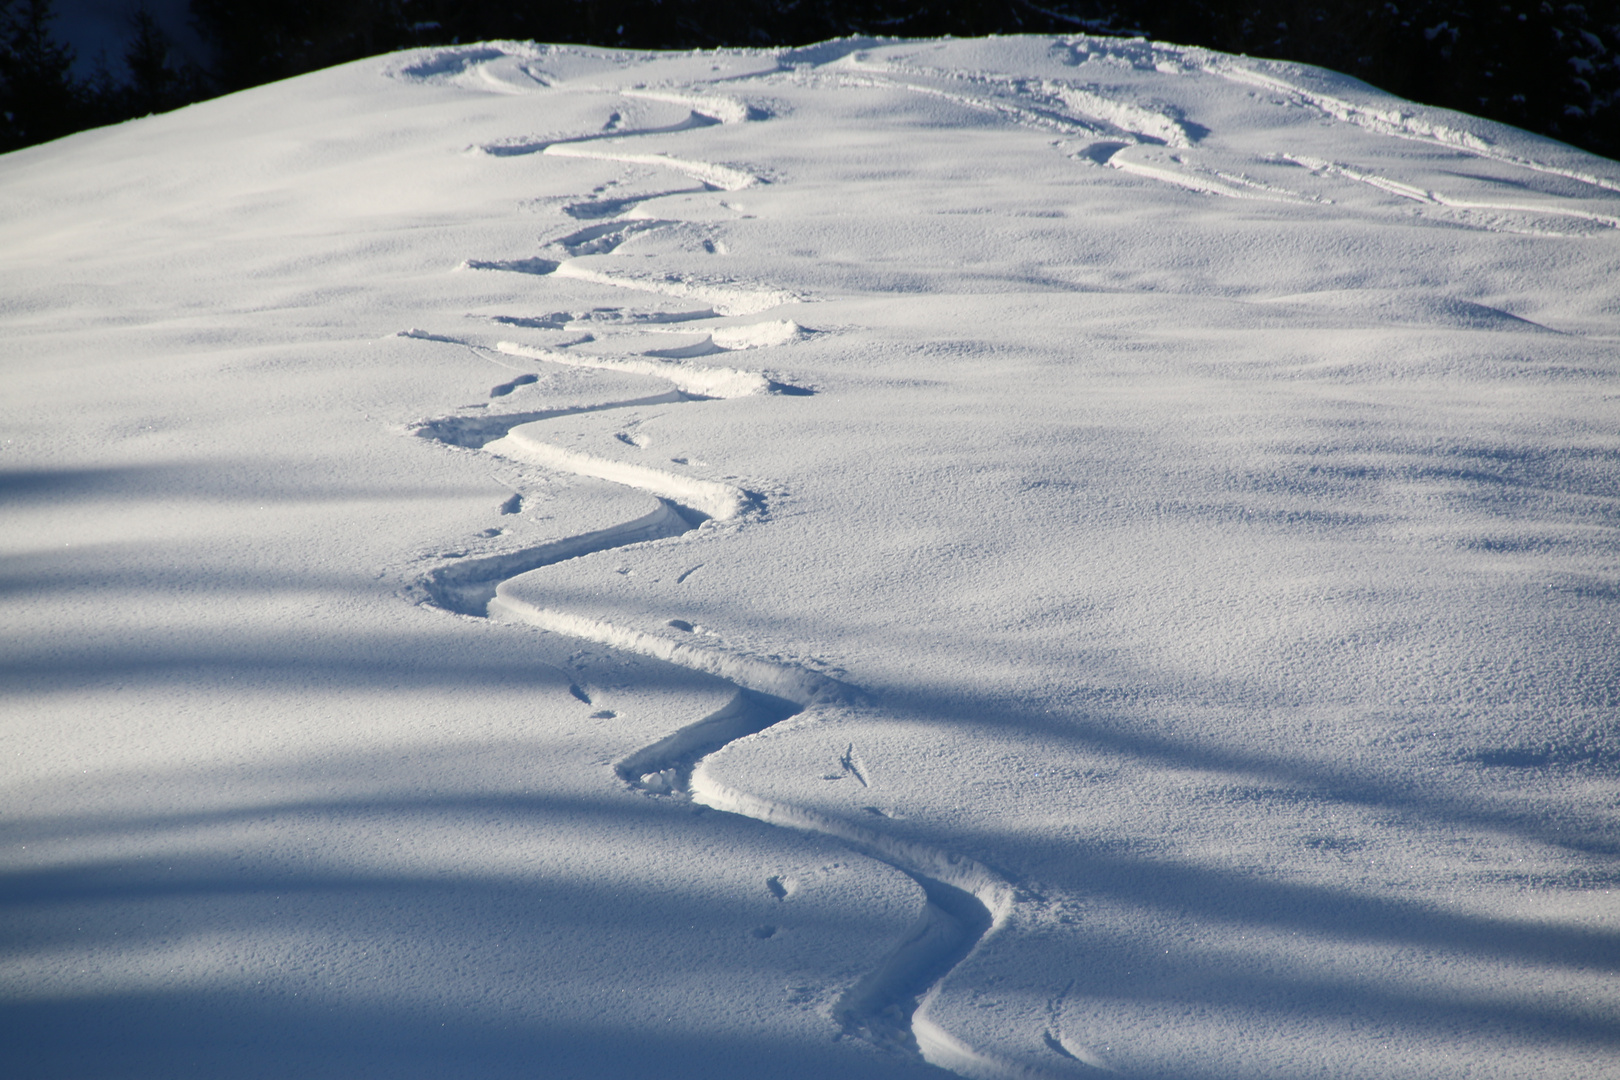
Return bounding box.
[3,34,1618,1080]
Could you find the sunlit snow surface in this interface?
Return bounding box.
[3,35,1618,1080]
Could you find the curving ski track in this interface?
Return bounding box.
[406,75,1054,1080]
[415,368,1032,1075]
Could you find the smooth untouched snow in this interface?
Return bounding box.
[2,33,1618,1080]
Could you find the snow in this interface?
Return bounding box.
[3,33,1618,1080]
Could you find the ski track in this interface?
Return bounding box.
[1208,60,1620,196]
[541,142,763,192]
[620,87,768,125]
[404,67,1067,1078]
[495,340,776,399]
[1104,149,1293,201]
[478,112,722,157]
[547,217,674,257]
[550,261,801,316]
[419,361,1035,1076]
[845,60,1200,148]
[463,255,800,318]
[476,86,763,157]
[789,48,1620,227]
[1281,154,1620,230]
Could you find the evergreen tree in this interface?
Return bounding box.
[188,0,443,91]
[122,4,205,115]
[125,6,179,112]
[0,0,82,151]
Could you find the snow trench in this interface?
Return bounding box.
[402,64,1075,1077]
[495,341,775,398]
[412,391,685,449]
[485,426,752,522]
[422,499,690,617]
[414,367,1032,1077]
[542,143,763,191]
[1211,59,1620,195]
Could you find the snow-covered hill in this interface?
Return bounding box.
[3,35,1617,1080]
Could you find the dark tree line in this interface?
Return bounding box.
[2,1,206,148]
[4,0,1618,159]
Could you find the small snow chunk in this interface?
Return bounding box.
[711,320,805,350]
[638,768,679,794]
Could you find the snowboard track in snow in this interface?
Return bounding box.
[405,70,1052,1078]
[803,45,1620,233]
[415,376,1030,1075]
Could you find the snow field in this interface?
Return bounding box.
[4,30,1619,1080]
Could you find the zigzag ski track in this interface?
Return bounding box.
[403,78,1062,1080]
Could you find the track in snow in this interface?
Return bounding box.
[402,68,1071,1078]
[414,357,1035,1071]
[777,43,1620,234]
